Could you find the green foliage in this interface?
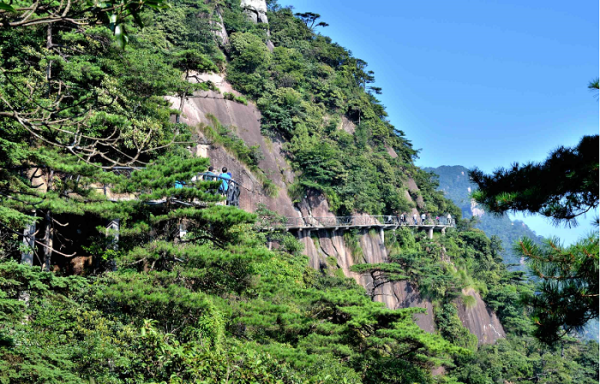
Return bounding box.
[469,133,599,344]
[199,114,264,169]
[453,337,599,384]
[223,3,422,216]
[519,234,599,344]
[223,92,249,105]
[470,135,599,227]
[436,303,478,350]
[344,230,364,263]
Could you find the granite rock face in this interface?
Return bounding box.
[212,8,229,47]
[240,0,274,50]
[241,0,269,23]
[166,73,297,218]
[302,221,437,333]
[456,288,506,345]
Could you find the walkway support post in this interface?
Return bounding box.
[21,220,36,266]
[427,227,434,239]
[441,227,446,236]
[106,219,120,271]
[379,227,385,243]
[106,219,120,250]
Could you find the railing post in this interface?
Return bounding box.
[106,219,120,251]
[21,220,36,266]
[379,227,385,243]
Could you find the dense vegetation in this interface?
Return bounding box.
[0,0,597,383]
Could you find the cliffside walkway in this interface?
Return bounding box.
[271,216,455,239]
[281,215,455,230]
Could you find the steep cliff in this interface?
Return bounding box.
[456,288,506,346]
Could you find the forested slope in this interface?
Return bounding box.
[0,1,597,383]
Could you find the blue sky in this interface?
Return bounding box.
[281,0,599,244]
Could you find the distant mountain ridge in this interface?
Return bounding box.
[425,165,544,269]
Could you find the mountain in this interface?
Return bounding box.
[0,1,597,382]
[426,165,544,269]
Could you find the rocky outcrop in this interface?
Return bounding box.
[212,8,229,47]
[305,225,438,333]
[385,144,398,159]
[338,116,356,134]
[456,288,506,345]
[296,192,437,332]
[404,177,425,217]
[241,0,268,24]
[240,0,274,51]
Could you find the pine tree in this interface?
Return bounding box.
[470,131,599,343]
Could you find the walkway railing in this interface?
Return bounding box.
[269,215,455,230]
[106,169,241,207]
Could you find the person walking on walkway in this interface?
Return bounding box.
[413,213,418,225]
[219,167,231,196]
[421,213,426,225]
[447,213,452,225]
[204,166,216,181]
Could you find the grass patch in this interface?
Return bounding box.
[326,256,338,267]
[460,294,477,309]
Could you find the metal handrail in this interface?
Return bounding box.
[274,216,456,229]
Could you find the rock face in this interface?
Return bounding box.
[456,288,506,345]
[240,0,274,51]
[295,191,437,332]
[167,73,297,218]
[338,116,356,134]
[212,8,229,47]
[241,0,269,24]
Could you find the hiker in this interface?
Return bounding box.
[413,213,418,225]
[219,167,232,196]
[203,166,217,181]
[436,215,440,224]
[399,212,405,224]
[421,213,426,224]
[447,213,452,225]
